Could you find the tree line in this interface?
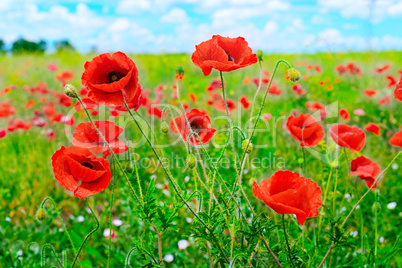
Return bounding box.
[0,38,76,54]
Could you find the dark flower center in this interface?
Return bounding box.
[190,122,201,133]
[225,51,234,62]
[81,162,94,169]
[107,71,126,83]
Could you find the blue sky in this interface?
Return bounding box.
[2,0,402,53]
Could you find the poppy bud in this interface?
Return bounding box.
[372,202,381,213]
[288,68,301,82]
[256,50,263,62]
[125,161,134,173]
[242,139,253,154]
[186,154,196,169]
[36,207,46,221]
[177,65,184,76]
[160,121,169,134]
[64,84,78,98]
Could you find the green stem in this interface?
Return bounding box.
[123,100,230,263]
[318,151,402,268]
[107,158,116,268]
[40,197,78,267]
[247,60,263,132]
[77,96,144,209]
[333,166,339,216]
[41,243,64,267]
[282,215,296,268]
[71,199,100,268]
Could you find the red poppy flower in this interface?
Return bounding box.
[239,96,250,109]
[292,84,306,96]
[363,89,377,98]
[189,93,197,102]
[0,129,6,138]
[386,75,396,88]
[253,171,322,225]
[214,98,237,114]
[306,102,325,112]
[82,52,142,111]
[72,121,128,158]
[378,96,390,106]
[148,107,163,119]
[286,113,325,147]
[45,129,55,141]
[192,35,257,76]
[56,71,74,85]
[74,98,98,111]
[59,94,72,107]
[206,79,224,91]
[394,75,402,101]
[60,115,74,126]
[364,123,380,135]
[8,119,31,131]
[389,131,402,148]
[329,124,366,152]
[375,64,390,74]
[170,108,216,145]
[32,118,48,128]
[43,105,55,116]
[349,156,381,189]
[268,84,282,95]
[335,64,347,75]
[339,108,350,120]
[0,102,16,118]
[52,146,111,199]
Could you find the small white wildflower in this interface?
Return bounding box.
[77,216,84,222]
[340,207,347,213]
[184,176,190,182]
[387,202,397,210]
[112,219,123,226]
[392,163,398,170]
[178,240,189,250]
[151,175,157,180]
[6,217,11,222]
[155,183,163,189]
[379,237,384,243]
[186,217,193,223]
[350,231,358,237]
[164,254,174,262]
[345,193,350,199]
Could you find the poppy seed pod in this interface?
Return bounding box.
[186,154,196,169]
[177,65,184,76]
[125,161,134,173]
[160,121,169,134]
[242,139,253,153]
[36,207,47,221]
[288,68,301,82]
[372,202,381,213]
[257,50,263,61]
[64,84,78,99]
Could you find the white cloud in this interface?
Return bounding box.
[116,0,151,14]
[160,8,189,23]
[108,18,130,32]
[263,21,278,35]
[317,0,401,22]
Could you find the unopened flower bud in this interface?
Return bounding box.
[64,84,78,98]
[177,65,184,76]
[36,207,46,221]
[256,50,263,61]
[186,154,196,169]
[125,161,134,173]
[372,202,381,213]
[242,139,253,154]
[288,68,301,82]
[160,121,169,134]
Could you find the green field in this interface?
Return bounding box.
[0,51,401,267]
